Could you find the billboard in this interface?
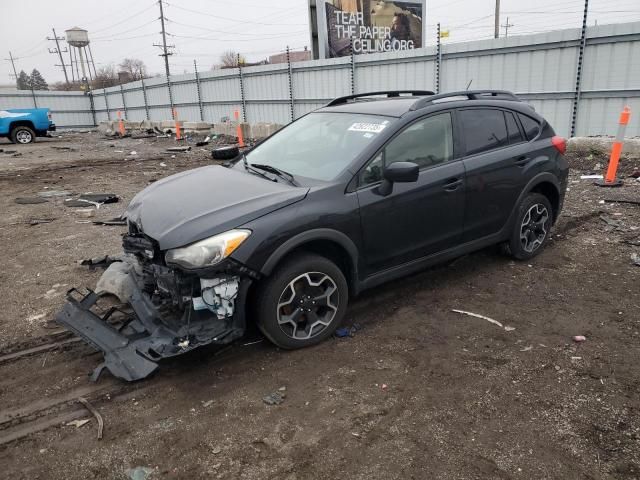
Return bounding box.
[311,0,425,59]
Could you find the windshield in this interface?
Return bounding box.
[245,112,395,181]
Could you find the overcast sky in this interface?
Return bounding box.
[1,0,639,85]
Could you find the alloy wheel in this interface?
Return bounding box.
[16,130,33,144]
[276,272,339,340]
[520,203,550,253]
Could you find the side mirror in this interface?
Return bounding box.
[377,161,419,196]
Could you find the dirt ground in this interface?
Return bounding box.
[0,132,638,480]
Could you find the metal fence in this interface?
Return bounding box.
[2,21,639,138]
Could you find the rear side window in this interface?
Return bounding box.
[505,111,524,144]
[459,109,508,155]
[518,113,541,140]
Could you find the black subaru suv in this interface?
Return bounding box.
[58,90,569,381]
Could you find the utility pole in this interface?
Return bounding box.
[154,0,173,80]
[494,0,500,39]
[154,0,175,117]
[501,17,514,37]
[47,28,70,84]
[6,51,18,81]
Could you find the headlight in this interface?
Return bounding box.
[165,229,251,269]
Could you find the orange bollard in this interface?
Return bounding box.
[235,110,245,148]
[597,106,631,187]
[117,110,125,137]
[173,109,181,141]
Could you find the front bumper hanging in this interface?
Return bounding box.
[56,260,251,382]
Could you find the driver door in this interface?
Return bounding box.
[355,112,466,275]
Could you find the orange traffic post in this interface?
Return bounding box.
[173,108,182,141]
[235,110,245,148]
[597,106,631,187]
[117,110,125,137]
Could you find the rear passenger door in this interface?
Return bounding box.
[458,108,532,241]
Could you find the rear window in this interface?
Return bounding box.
[459,109,508,155]
[518,113,541,140]
[505,111,524,144]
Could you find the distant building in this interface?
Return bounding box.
[269,48,312,65]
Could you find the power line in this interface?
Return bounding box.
[164,1,306,26]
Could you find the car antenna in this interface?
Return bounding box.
[466,79,473,91]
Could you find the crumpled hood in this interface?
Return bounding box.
[126,165,308,249]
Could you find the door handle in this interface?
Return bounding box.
[514,155,530,166]
[443,178,463,191]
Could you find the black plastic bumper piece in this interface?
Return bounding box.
[56,290,159,382]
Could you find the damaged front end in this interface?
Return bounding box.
[56,228,257,382]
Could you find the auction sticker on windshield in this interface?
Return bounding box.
[348,122,386,134]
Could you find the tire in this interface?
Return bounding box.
[212,145,239,160]
[255,253,348,350]
[505,193,553,260]
[10,125,36,144]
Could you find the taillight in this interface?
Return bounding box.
[47,112,52,120]
[551,136,566,155]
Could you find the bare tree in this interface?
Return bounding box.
[118,58,148,81]
[218,50,245,69]
[92,64,119,88]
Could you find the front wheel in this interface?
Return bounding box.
[11,126,36,144]
[255,253,348,349]
[505,193,553,260]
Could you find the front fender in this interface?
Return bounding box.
[260,227,359,276]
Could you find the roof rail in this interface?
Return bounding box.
[409,90,520,111]
[326,90,435,107]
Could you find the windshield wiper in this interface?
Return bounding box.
[242,154,275,183]
[250,163,298,186]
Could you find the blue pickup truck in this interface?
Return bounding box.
[0,108,56,144]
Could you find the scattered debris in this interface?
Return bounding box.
[65,193,119,209]
[451,309,514,331]
[580,174,603,180]
[604,198,640,207]
[334,323,362,338]
[125,467,154,480]
[573,335,587,342]
[130,151,137,156]
[29,218,54,226]
[51,146,76,151]
[631,253,640,266]
[211,446,222,455]
[75,208,96,218]
[159,162,167,167]
[520,346,533,352]
[202,400,214,408]
[37,190,72,198]
[78,397,103,440]
[599,214,624,230]
[166,146,191,152]
[15,197,48,205]
[67,419,91,428]
[80,255,122,270]
[263,391,285,405]
[92,216,127,226]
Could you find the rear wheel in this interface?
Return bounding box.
[11,125,36,144]
[255,253,348,349]
[504,193,553,260]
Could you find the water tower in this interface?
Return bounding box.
[65,27,97,88]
